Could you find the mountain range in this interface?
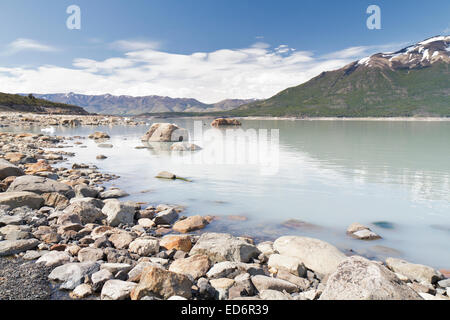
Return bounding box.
[28,93,257,115]
[233,35,450,117]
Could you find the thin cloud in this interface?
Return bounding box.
[0,41,406,103]
[111,39,161,51]
[3,38,59,55]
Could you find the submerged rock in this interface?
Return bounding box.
[170,142,202,151]
[347,223,381,240]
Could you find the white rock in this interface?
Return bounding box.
[101,280,137,300]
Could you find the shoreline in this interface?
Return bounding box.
[0,113,449,300]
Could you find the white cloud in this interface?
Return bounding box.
[0,41,405,103]
[443,26,450,34]
[3,38,58,55]
[111,39,160,51]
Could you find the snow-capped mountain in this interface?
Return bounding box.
[357,35,450,70]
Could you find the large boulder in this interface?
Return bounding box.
[48,262,100,290]
[189,232,260,264]
[0,191,44,209]
[0,239,39,256]
[102,199,135,227]
[130,266,193,300]
[211,118,242,127]
[0,159,24,180]
[141,123,188,142]
[319,256,422,300]
[385,257,442,284]
[63,201,105,224]
[7,175,74,198]
[273,236,346,277]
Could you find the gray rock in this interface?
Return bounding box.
[0,192,44,210]
[268,254,306,277]
[78,247,104,262]
[170,142,201,151]
[142,123,188,142]
[7,175,74,198]
[259,289,292,300]
[101,280,137,300]
[91,269,114,292]
[0,239,39,256]
[153,208,178,225]
[36,251,71,267]
[63,202,104,224]
[99,188,129,199]
[0,215,23,226]
[69,197,104,209]
[275,269,311,291]
[190,232,260,264]
[385,257,442,284]
[319,256,422,300]
[48,262,100,290]
[128,238,160,256]
[100,263,133,274]
[437,279,450,288]
[0,159,24,179]
[251,275,298,293]
[102,199,135,227]
[74,184,98,198]
[273,236,346,277]
[206,261,241,279]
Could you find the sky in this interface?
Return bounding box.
[0,0,449,103]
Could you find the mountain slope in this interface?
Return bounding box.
[30,93,256,115]
[0,93,89,115]
[234,36,450,117]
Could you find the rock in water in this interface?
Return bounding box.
[211,118,242,127]
[0,191,44,209]
[273,236,346,277]
[385,257,442,284]
[172,215,209,233]
[319,256,422,300]
[130,266,193,300]
[141,123,188,142]
[88,132,110,140]
[0,159,24,180]
[189,232,260,264]
[170,142,202,151]
[155,171,176,179]
[7,175,74,198]
[347,222,381,240]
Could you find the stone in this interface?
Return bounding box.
[0,239,39,256]
[273,236,346,277]
[418,292,447,300]
[268,254,307,277]
[437,279,450,288]
[0,191,44,209]
[189,232,260,264]
[102,199,135,227]
[168,254,211,279]
[256,241,275,256]
[128,238,159,256]
[0,159,24,179]
[109,232,135,249]
[70,283,93,299]
[48,262,100,290]
[100,263,132,274]
[210,278,235,300]
[153,208,178,225]
[160,235,192,252]
[319,256,422,300]
[138,218,155,228]
[275,270,310,291]
[42,192,69,209]
[36,250,71,267]
[78,247,104,262]
[172,215,209,233]
[96,155,107,160]
[206,261,242,279]
[70,197,104,209]
[155,171,176,179]
[0,225,31,240]
[89,132,110,140]
[7,175,74,198]
[170,142,202,151]
[0,215,23,226]
[259,289,292,300]
[63,202,104,224]
[130,266,193,300]
[347,223,381,240]
[99,188,129,199]
[128,262,162,282]
[251,275,298,293]
[56,212,82,226]
[74,184,98,198]
[91,269,114,292]
[211,118,242,127]
[385,257,442,284]
[142,123,188,142]
[101,280,137,300]
[23,250,46,260]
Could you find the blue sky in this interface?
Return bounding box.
[0,0,449,102]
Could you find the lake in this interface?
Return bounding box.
[9,118,450,269]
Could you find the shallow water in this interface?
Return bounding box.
[6,118,450,269]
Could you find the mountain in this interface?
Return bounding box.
[0,92,89,115]
[30,93,256,115]
[234,36,450,117]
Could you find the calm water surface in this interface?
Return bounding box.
[8,119,450,268]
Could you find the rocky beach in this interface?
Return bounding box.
[0,112,449,301]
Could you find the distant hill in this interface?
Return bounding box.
[29,93,257,115]
[0,92,89,115]
[233,36,450,117]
